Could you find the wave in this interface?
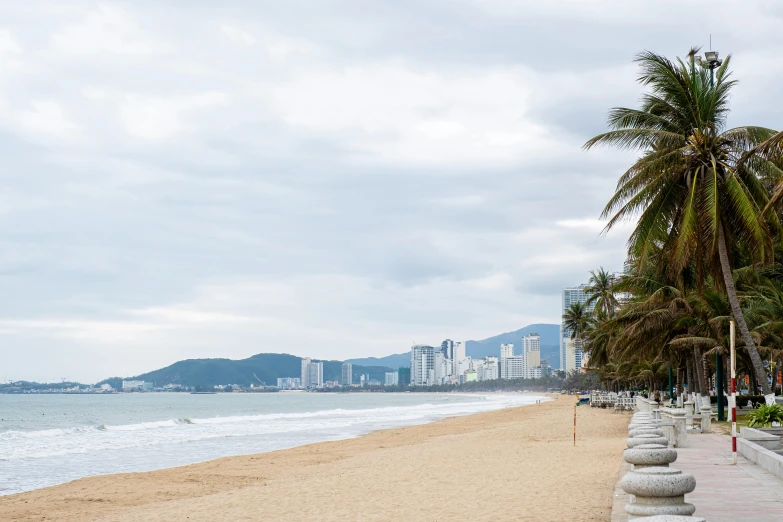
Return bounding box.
[0,394,544,462]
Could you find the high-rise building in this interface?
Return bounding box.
[453,341,465,382]
[341,363,353,386]
[398,367,411,386]
[503,356,526,379]
[301,357,312,388]
[565,339,579,373]
[500,344,514,378]
[560,285,595,371]
[411,345,436,386]
[479,356,499,381]
[308,361,324,388]
[385,372,399,386]
[441,339,454,360]
[522,334,541,378]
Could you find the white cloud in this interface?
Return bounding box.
[219,23,255,46]
[0,28,22,54]
[48,4,166,58]
[261,62,560,167]
[18,100,82,140]
[115,92,230,140]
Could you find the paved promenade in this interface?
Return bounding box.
[613,432,783,521]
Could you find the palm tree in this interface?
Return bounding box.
[585,267,619,317]
[563,301,592,359]
[584,50,780,394]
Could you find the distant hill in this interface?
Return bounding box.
[347,323,561,370]
[99,353,394,388]
[345,353,411,369]
[466,323,560,364]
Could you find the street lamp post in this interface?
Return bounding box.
[697,48,726,421]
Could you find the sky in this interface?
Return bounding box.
[2,1,783,383]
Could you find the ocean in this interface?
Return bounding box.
[0,392,542,496]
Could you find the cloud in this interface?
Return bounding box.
[18,100,82,140]
[48,4,165,58]
[219,23,256,46]
[0,0,780,381]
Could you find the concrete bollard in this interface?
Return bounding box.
[627,434,669,448]
[623,443,677,469]
[668,409,688,448]
[644,515,707,522]
[620,466,697,517]
[699,406,712,434]
[629,427,666,438]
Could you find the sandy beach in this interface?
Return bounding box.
[0,395,628,521]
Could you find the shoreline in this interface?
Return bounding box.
[1,392,546,496]
[0,394,628,521]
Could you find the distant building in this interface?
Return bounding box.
[276,377,302,390]
[367,379,381,386]
[121,380,145,391]
[301,357,312,388]
[560,285,595,370]
[499,344,514,379]
[441,339,454,360]
[565,339,579,373]
[502,356,526,380]
[465,370,478,382]
[385,372,399,386]
[398,367,411,386]
[99,384,113,391]
[478,356,499,381]
[453,341,465,382]
[341,363,353,386]
[308,362,324,388]
[522,334,541,379]
[411,345,436,386]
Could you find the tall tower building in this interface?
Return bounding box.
[453,341,465,381]
[301,357,312,388]
[560,285,595,371]
[341,362,353,386]
[499,344,514,379]
[308,361,323,388]
[441,339,454,360]
[522,334,541,378]
[411,345,436,386]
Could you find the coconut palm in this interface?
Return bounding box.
[585,267,619,317]
[584,50,781,394]
[562,301,592,343]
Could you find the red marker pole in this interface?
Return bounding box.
[574,396,577,446]
[730,319,737,465]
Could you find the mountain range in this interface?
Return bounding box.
[99,323,561,388]
[346,323,560,369]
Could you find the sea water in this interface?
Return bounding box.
[0,392,542,495]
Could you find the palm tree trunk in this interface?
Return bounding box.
[717,225,771,395]
[702,352,712,395]
[676,367,684,395]
[686,355,694,395]
[694,348,707,396]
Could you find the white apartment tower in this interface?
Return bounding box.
[560,285,595,371]
[308,361,324,388]
[411,345,436,386]
[301,357,312,388]
[499,344,514,379]
[453,341,465,382]
[522,334,541,378]
[341,362,353,386]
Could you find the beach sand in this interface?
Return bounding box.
[0,395,629,521]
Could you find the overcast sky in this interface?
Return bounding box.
[2,1,783,382]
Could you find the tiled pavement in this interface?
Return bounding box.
[612,433,783,521]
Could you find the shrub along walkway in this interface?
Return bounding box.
[612,432,783,522]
